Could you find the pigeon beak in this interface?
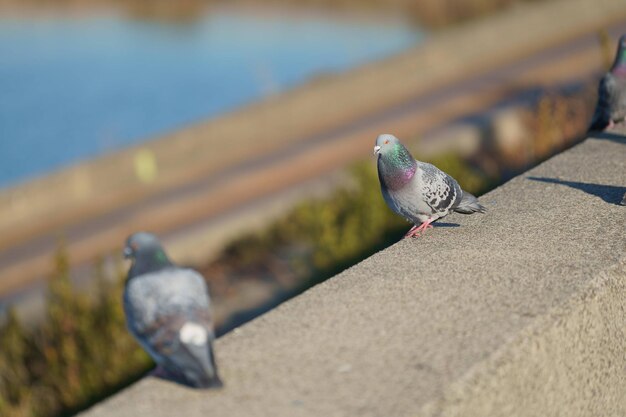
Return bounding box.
[123,246,133,259]
[373,145,381,155]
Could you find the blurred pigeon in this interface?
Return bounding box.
[588,34,626,132]
[123,232,222,388]
[374,134,486,238]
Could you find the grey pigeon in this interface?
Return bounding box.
[374,134,486,238]
[123,232,222,388]
[588,34,626,132]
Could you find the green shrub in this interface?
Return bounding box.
[0,245,151,417]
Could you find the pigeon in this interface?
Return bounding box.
[123,232,222,388]
[588,34,626,132]
[374,134,486,238]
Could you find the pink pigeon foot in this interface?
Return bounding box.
[404,220,434,238]
[404,224,418,237]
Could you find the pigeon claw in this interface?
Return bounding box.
[404,221,434,238]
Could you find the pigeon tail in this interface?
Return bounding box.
[197,343,223,389]
[187,369,223,389]
[181,336,223,389]
[453,191,486,214]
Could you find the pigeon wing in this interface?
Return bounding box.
[144,308,220,388]
[417,162,462,214]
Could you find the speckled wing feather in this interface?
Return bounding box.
[417,161,463,214]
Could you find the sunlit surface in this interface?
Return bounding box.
[0,9,422,188]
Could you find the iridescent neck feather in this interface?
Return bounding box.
[377,143,417,190]
[128,248,173,278]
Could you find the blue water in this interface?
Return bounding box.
[0,9,422,189]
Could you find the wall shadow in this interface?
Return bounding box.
[527,176,626,206]
[433,222,460,228]
[588,131,626,145]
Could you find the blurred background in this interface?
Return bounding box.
[0,0,624,415]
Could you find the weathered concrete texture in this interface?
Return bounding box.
[80,134,626,417]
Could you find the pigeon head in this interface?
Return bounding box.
[124,232,172,275]
[374,134,417,190]
[373,133,402,156]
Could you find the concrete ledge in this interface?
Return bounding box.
[80,133,626,417]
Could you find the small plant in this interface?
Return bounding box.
[0,245,150,417]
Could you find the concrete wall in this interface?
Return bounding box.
[79,133,626,417]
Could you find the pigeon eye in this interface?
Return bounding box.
[384,140,389,144]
